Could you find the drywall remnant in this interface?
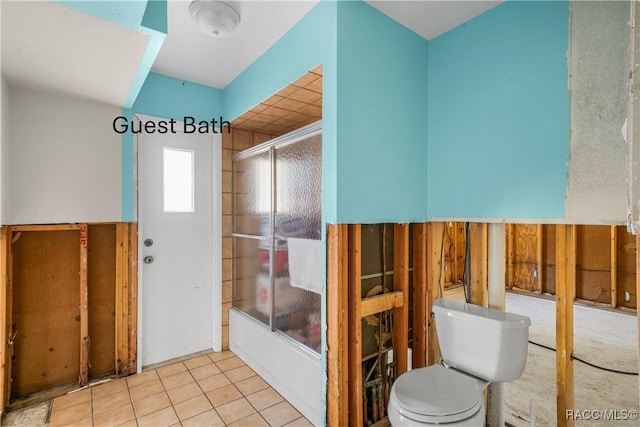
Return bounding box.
[566,1,630,224]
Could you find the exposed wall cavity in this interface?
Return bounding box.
[566,1,630,224]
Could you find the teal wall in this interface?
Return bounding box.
[121,72,223,221]
[336,1,429,223]
[427,0,570,220]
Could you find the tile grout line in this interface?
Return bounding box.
[124,372,140,427]
[156,364,183,424]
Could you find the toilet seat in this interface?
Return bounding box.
[390,365,484,424]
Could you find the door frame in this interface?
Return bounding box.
[134,113,222,371]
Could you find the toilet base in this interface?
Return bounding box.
[388,400,485,426]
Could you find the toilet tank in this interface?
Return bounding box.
[433,298,531,383]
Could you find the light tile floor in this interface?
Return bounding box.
[48,351,313,427]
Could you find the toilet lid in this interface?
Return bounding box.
[392,365,483,422]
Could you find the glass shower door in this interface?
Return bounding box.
[232,123,322,353]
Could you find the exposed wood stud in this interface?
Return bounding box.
[326,224,349,426]
[393,224,409,378]
[636,234,640,413]
[536,224,544,294]
[79,224,89,385]
[348,224,363,427]
[129,224,138,372]
[469,223,488,307]
[0,226,12,408]
[611,226,618,308]
[556,224,576,427]
[507,224,514,288]
[412,223,428,368]
[114,223,128,375]
[10,224,82,232]
[426,222,443,365]
[361,292,404,318]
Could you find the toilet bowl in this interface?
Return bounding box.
[387,298,531,426]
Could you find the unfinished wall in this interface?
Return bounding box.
[565,1,630,224]
[507,224,637,309]
[7,85,121,224]
[11,230,81,398]
[2,223,136,407]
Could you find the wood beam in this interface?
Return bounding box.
[79,224,89,385]
[611,226,618,308]
[393,224,409,378]
[426,222,443,365]
[469,223,488,307]
[0,227,12,409]
[348,224,363,427]
[637,233,640,415]
[361,291,404,318]
[412,223,428,368]
[128,223,138,373]
[115,223,131,375]
[10,224,82,232]
[536,224,544,294]
[507,224,514,288]
[556,224,576,427]
[326,224,349,427]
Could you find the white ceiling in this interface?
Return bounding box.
[366,1,502,41]
[1,1,150,106]
[152,1,319,89]
[1,1,503,106]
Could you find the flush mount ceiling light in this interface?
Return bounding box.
[189,0,240,38]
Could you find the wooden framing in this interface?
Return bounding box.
[115,223,138,375]
[361,292,403,318]
[392,224,409,378]
[507,224,514,287]
[129,223,139,374]
[0,223,137,413]
[79,224,89,385]
[536,224,544,294]
[10,224,82,232]
[426,222,443,365]
[611,226,618,308]
[347,224,363,427]
[0,226,12,409]
[637,234,640,413]
[556,224,576,427]
[469,223,488,306]
[411,223,428,368]
[326,224,349,427]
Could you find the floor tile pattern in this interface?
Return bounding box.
[48,351,313,427]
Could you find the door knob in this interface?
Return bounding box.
[144,255,154,264]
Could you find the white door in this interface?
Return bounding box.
[138,118,220,367]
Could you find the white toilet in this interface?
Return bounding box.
[388,297,531,426]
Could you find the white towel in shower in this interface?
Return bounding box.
[287,238,322,294]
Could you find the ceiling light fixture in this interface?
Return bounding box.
[189,0,240,38]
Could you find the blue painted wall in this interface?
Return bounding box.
[336,1,429,223]
[121,72,224,221]
[428,0,570,220]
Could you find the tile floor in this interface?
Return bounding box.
[48,351,313,427]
